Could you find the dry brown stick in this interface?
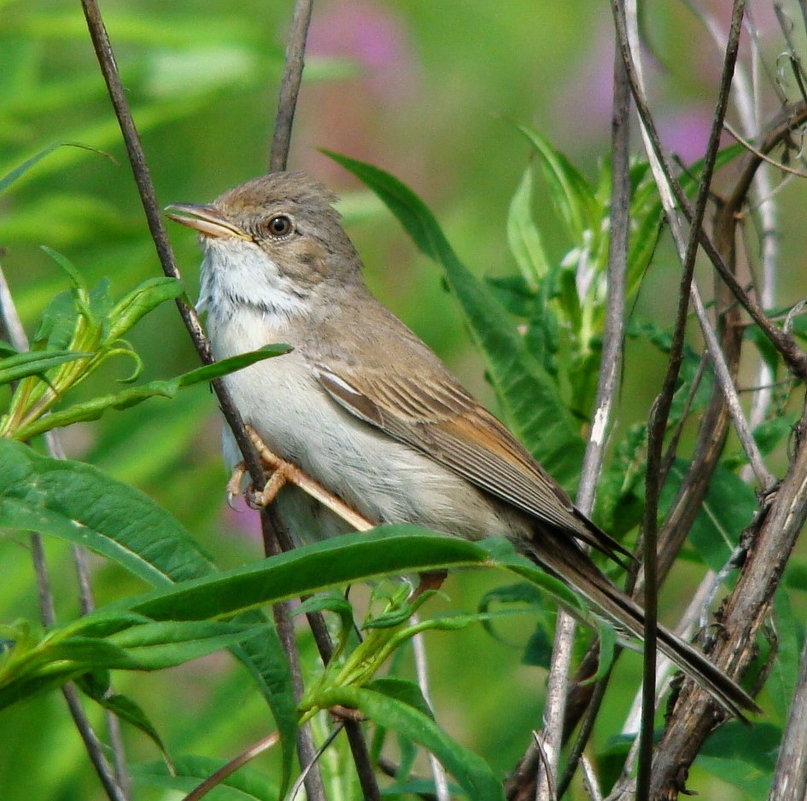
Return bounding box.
[611,2,748,798]
[648,402,807,798]
[75,3,333,799]
[182,732,280,801]
[767,635,807,801]
[269,0,314,172]
[551,43,632,801]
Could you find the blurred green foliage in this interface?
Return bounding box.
[2,1,807,799]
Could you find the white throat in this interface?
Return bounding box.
[198,238,308,324]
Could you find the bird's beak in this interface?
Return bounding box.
[165,203,251,241]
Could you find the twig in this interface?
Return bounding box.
[532,44,632,801]
[288,724,345,801]
[648,402,807,797]
[535,614,575,801]
[580,755,604,801]
[724,120,807,178]
[76,4,331,799]
[689,282,774,488]
[78,0,265,483]
[269,0,315,172]
[412,618,450,801]
[0,265,129,801]
[531,731,557,801]
[767,635,807,801]
[182,731,280,801]
[613,1,749,797]
[621,571,715,735]
[615,0,807,384]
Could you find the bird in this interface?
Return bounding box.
[166,170,760,719]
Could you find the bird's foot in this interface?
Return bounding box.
[240,425,375,531]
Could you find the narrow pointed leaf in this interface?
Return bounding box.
[11,345,290,440]
[0,350,91,386]
[0,439,296,792]
[316,686,506,801]
[516,124,599,242]
[507,167,552,289]
[106,277,185,342]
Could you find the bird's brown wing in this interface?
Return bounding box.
[316,364,630,563]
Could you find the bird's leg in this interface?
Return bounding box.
[244,425,375,532]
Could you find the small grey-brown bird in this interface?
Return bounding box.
[167,171,760,719]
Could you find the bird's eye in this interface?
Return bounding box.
[264,214,294,238]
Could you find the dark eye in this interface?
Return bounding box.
[265,214,293,238]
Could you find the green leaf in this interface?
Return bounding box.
[754,416,795,457]
[697,721,780,799]
[294,594,355,657]
[507,167,552,289]
[522,623,552,668]
[106,276,185,342]
[77,672,170,763]
[0,143,64,194]
[0,439,297,794]
[92,533,583,628]
[365,676,434,719]
[40,245,89,295]
[0,439,213,584]
[0,142,113,194]
[132,755,278,801]
[32,289,79,350]
[478,581,546,647]
[175,345,292,389]
[516,124,599,243]
[324,150,584,487]
[317,686,505,801]
[595,422,648,537]
[0,349,91,386]
[105,620,269,669]
[11,345,290,440]
[767,588,801,719]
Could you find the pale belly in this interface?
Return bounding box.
[218,349,528,545]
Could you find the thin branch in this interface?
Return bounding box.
[288,724,345,801]
[0,265,129,801]
[412,619,451,801]
[556,45,633,800]
[580,755,604,801]
[613,2,748,798]
[182,731,281,801]
[269,0,315,172]
[535,615,576,801]
[724,120,807,178]
[648,400,807,797]
[78,0,265,484]
[525,44,633,801]
[615,0,807,383]
[76,4,332,800]
[689,282,774,487]
[767,635,807,801]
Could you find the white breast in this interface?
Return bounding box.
[207,298,526,545]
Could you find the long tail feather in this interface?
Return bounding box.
[528,528,761,720]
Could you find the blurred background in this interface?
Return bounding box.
[1,1,805,798]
